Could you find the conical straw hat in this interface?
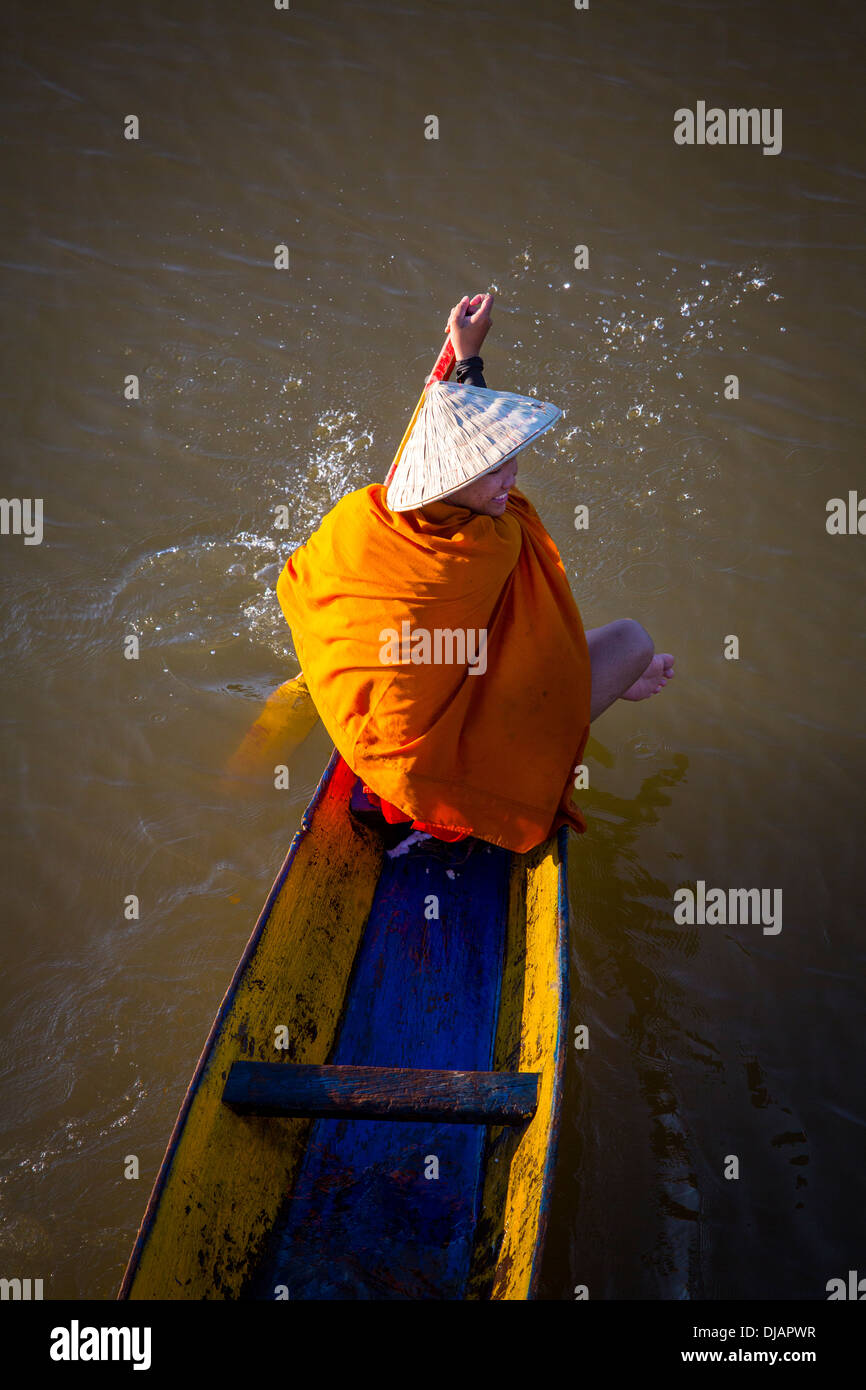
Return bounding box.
[385,380,562,512]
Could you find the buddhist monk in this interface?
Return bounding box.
[276,292,674,854]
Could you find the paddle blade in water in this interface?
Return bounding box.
[225,674,321,780]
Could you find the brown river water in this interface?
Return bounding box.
[1,0,864,1300]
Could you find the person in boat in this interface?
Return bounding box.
[276,293,674,854]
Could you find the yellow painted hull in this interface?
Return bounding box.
[119,750,569,1300]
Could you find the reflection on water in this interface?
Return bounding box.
[541,746,704,1299]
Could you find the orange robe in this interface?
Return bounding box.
[359,779,470,842]
[276,483,591,853]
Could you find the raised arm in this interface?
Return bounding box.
[447,292,493,388]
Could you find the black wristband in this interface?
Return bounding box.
[455,355,484,382]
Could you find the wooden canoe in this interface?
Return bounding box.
[118,749,570,1300]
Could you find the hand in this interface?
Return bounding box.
[446,292,494,360]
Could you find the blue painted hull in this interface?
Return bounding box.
[247,833,512,1298]
[119,749,570,1301]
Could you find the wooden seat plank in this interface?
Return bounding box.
[223,1060,538,1123]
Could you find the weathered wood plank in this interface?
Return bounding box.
[223,1061,539,1123]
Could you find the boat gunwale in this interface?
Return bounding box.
[526,822,570,1298]
[117,746,343,1299]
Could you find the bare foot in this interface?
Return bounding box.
[621,653,675,701]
